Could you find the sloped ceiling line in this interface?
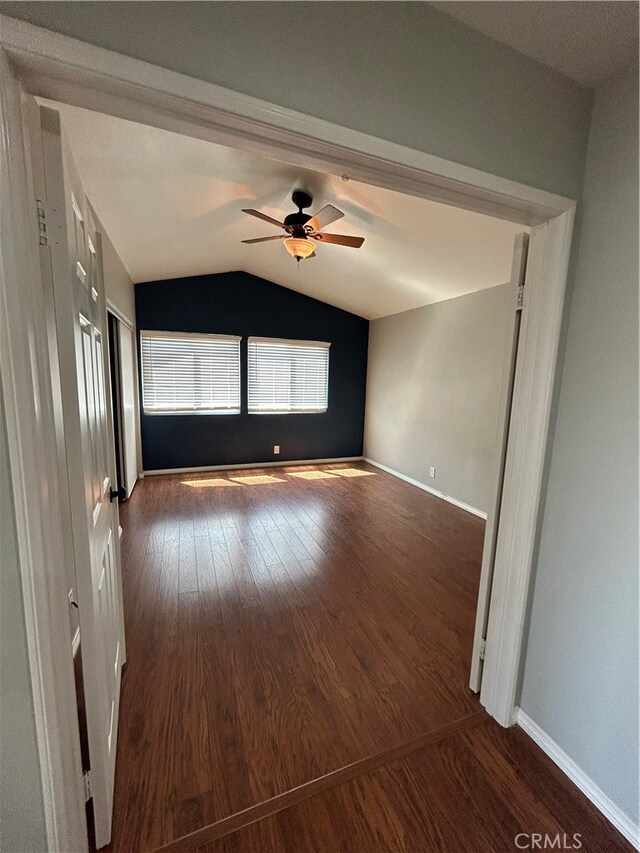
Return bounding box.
[48,100,525,319]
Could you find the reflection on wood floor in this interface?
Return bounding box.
[106,463,632,853]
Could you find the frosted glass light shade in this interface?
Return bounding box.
[284,237,315,261]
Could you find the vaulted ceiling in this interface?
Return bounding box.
[48,101,525,320]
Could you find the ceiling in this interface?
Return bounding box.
[47,102,524,320]
[429,1,639,88]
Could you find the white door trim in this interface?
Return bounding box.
[0,15,572,226]
[470,233,529,693]
[0,51,87,852]
[106,300,143,485]
[0,15,576,848]
[106,298,135,332]
[480,213,574,724]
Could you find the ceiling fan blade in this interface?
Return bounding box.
[307,204,344,232]
[313,233,365,248]
[241,235,285,244]
[242,208,285,228]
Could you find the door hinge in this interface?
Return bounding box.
[517,282,525,310]
[36,199,48,246]
[479,638,487,660]
[83,770,92,802]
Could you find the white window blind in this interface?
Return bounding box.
[140,331,241,414]
[248,337,330,414]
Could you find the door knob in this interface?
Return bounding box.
[109,486,126,502]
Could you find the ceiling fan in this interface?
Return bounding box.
[241,190,365,263]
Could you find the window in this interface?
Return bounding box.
[140,331,241,414]
[248,337,330,414]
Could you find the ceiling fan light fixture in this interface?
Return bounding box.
[283,236,315,262]
[242,193,363,260]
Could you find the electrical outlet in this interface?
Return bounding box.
[429,466,436,478]
[273,445,280,455]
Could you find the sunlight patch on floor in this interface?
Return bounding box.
[181,469,375,487]
[230,474,286,485]
[288,470,339,480]
[181,478,240,488]
[330,468,377,478]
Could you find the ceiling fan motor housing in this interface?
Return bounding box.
[284,190,314,236]
[291,189,313,211]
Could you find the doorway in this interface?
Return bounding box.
[107,310,138,502]
[107,313,125,500]
[0,23,575,851]
[25,98,533,850]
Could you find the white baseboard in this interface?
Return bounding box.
[363,457,487,519]
[143,456,363,476]
[515,709,639,849]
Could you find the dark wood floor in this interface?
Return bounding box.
[192,720,632,853]
[107,462,631,853]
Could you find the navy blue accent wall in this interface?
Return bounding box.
[135,271,369,470]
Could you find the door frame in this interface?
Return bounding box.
[107,310,126,496]
[0,15,576,850]
[469,231,530,693]
[107,297,144,489]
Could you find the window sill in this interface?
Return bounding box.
[143,410,241,416]
[248,409,328,415]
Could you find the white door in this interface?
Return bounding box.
[470,232,529,692]
[29,103,125,848]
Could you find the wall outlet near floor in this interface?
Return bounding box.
[273,445,280,455]
[429,466,436,478]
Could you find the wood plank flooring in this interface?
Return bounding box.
[191,720,634,853]
[105,462,631,853]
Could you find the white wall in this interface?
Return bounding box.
[520,61,639,824]
[0,2,592,199]
[0,385,48,853]
[364,284,511,514]
[91,204,135,325]
[90,205,141,486]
